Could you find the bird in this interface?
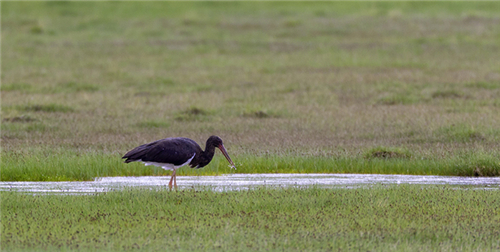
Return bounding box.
[122,135,235,190]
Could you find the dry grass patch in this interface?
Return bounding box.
[364,146,412,159]
[20,104,74,113]
[2,115,38,123]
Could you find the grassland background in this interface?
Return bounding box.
[2,2,500,180]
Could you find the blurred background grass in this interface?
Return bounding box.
[2,2,500,180]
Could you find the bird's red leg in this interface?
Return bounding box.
[174,170,178,189]
[168,170,176,190]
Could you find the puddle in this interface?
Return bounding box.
[1,174,499,194]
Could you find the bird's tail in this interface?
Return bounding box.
[122,142,155,163]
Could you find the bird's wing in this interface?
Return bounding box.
[138,139,198,166]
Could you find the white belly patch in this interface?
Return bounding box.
[139,153,196,171]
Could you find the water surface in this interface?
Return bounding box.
[1,174,499,194]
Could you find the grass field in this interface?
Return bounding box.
[2,186,500,251]
[2,1,500,180]
[2,2,500,251]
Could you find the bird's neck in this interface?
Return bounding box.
[198,144,216,168]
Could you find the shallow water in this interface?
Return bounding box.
[1,174,499,194]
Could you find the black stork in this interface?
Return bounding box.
[122,135,235,190]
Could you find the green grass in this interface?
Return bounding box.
[135,120,170,129]
[2,1,500,181]
[2,186,499,251]
[2,148,499,181]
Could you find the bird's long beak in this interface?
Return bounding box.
[218,144,235,169]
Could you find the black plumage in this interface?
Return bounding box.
[123,135,235,189]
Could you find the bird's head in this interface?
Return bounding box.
[208,135,223,147]
[208,135,235,169]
